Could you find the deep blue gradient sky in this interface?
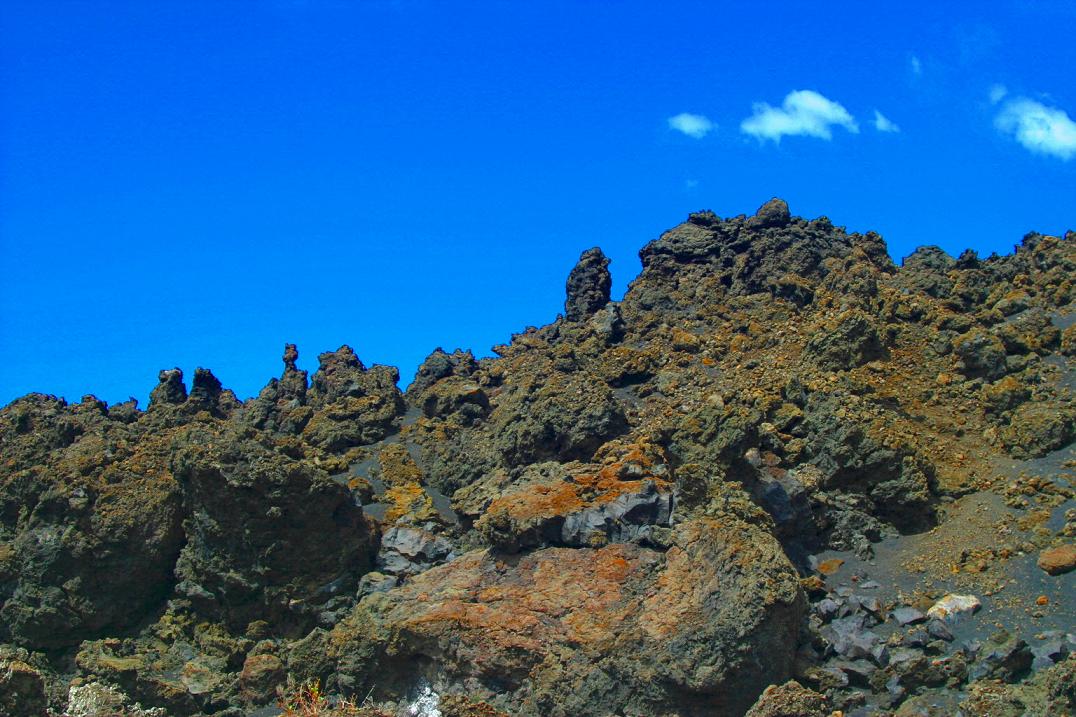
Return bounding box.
[2,1,1074,407]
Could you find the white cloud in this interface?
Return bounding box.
[873,110,900,133]
[740,90,859,142]
[668,112,714,139]
[910,55,922,75]
[989,84,1008,104]
[995,97,1076,160]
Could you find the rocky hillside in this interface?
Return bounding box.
[1,200,1074,717]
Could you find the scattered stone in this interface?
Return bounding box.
[904,629,930,648]
[892,607,927,626]
[744,679,829,717]
[927,619,954,642]
[1037,544,1076,575]
[832,659,876,687]
[1031,639,1067,670]
[926,594,981,621]
[853,595,883,618]
[822,616,881,662]
[816,598,840,621]
[871,643,890,668]
[969,637,1033,682]
[885,675,905,702]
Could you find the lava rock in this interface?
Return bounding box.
[148,368,187,407]
[564,247,612,322]
[804,310,887,371]
[744,679,829,717]
[324,516,805,717]
[953,329,1008,380]
[892,607,927,626]
[747,198,793,230]
[969,636,1033,683]
[0,658,47,717]
[171,425,379,630]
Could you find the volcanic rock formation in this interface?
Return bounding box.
[1,200,1074,716]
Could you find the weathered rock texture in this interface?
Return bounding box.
[0,200,1072,716]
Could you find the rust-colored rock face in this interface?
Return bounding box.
[1,205,1073,717]
[326,515,802,717]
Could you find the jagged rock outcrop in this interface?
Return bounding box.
[240,344,311,434]
[149,368,187,407]
[564,247,612,322]
[301,346,405,451]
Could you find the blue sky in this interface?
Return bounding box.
[1,1,1074,407]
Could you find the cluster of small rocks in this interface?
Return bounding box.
[799,573,1075,714]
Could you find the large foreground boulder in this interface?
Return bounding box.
[320,516,804,716]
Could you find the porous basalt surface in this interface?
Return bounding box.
[0,200,1073,716]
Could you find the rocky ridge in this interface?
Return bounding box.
[0,199,1073,716]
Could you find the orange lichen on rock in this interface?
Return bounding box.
[377,444,423,486]
[479,441,673,530]
[328,515,802,715]
[382,482,437,525]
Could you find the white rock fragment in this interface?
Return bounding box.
[926,593,981,620]
[407,679,442,717]
[66,682,166,717]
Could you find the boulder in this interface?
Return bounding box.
[746,197,792,230]
[1037,544,1076,575]
[803,310,886,371]
[325,516,805,716]
[953,329,1007,380]
[492,371,628,466]
[744,680,828,717]
[0,658,47,717]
